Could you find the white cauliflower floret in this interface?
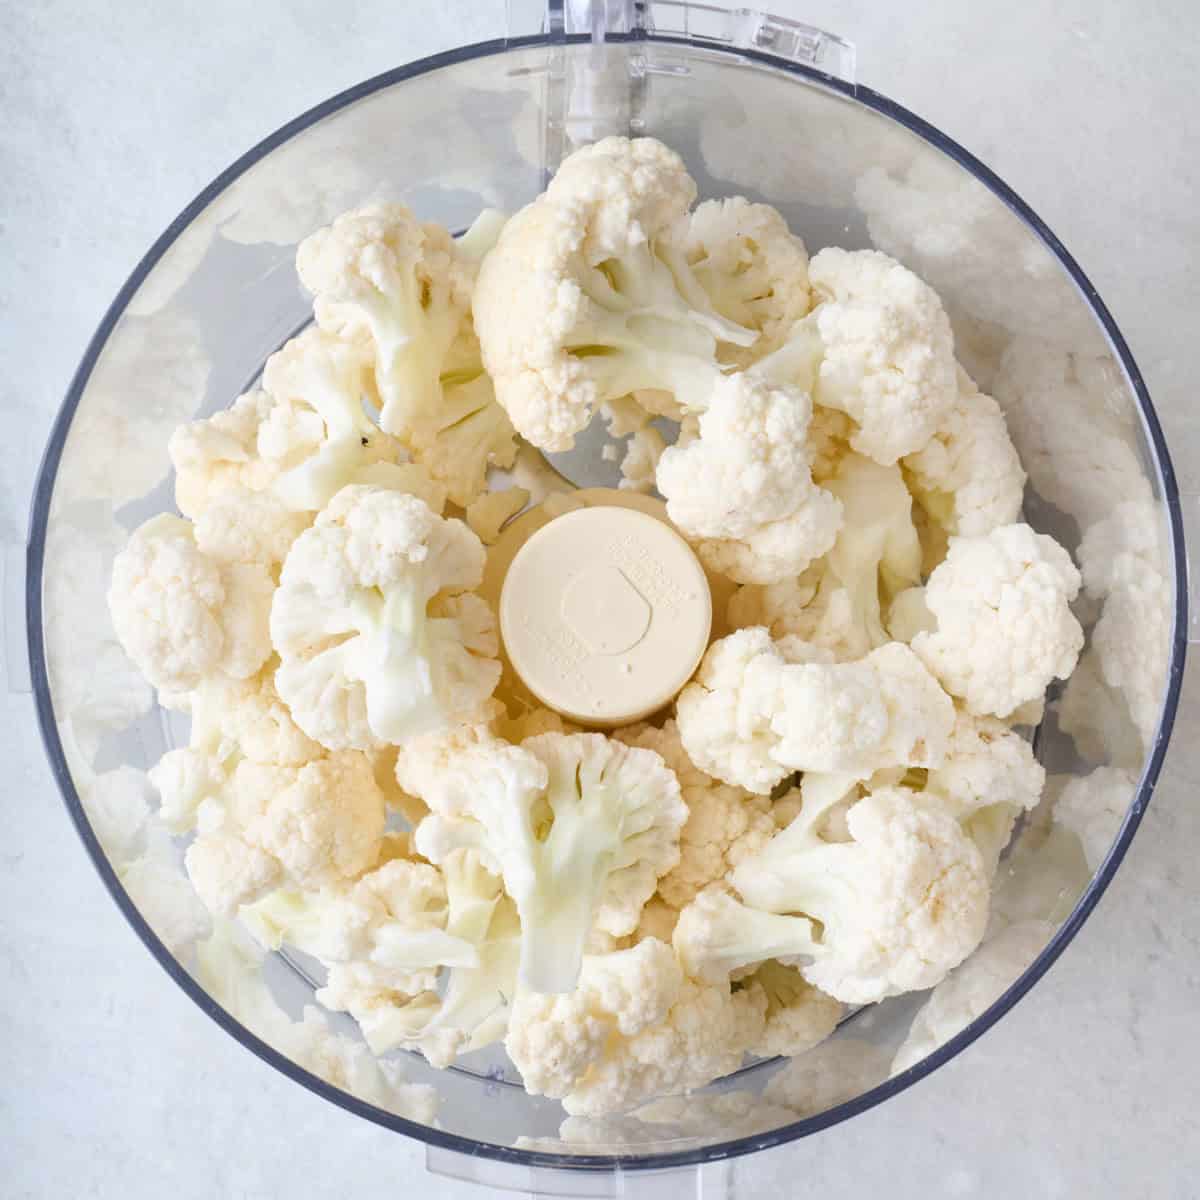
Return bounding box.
[506,938,767,1116]
[802,248,957,464]
[676,630,954,794]
[297,204,467,436]
[616,720,775,910]
[1052,766,1138,871]
[992,337,1151,530]
[169,389,283,517]
[763,1038,890,1118]
[108,514,273,693]
[728,453,922,658]
[903,367,1025,537]
[193,488,311,567]
[680,196,811,357]
[399,730,686,993]
[473,137,758,451]
[925,709,1046,871]
[656,373,843,585]
[119,831,213,956]
[270,484,500,749]
[912,523,1083,718]
[1077,499,1171,749]
[891,919,1055,1075]
[618,425,666,494]
[743,960,842,1059]
[185,750,386,915]
[676,783,989,1004]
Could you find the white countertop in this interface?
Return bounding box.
[4,1,1198,1196]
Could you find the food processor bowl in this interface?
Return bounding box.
[25,2,1187,1193]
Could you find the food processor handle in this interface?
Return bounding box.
[4,542,31,693]
[427,1144,738,1197]
[505,0,856,82]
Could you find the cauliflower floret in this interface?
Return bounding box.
[618,425,666,494]
[656,373,843,585]
[271,484,500,750]
[185,750,386,914]
[119,832,213,956]
[680,196,811,357]
[728,453,922,658]
[399,730,686,993]
[676,629,954,794]
[912,523,1083,718]
[676,784,990,1004]
[902,367,1025,537]
[473,137,758,451]
[1077,499,1171,749]
[616,720,775,910]
[925,709,1046,871]
[1052,766,1138,871]
[193,488,311,567]
[743,960,842,1059]
[169,390,283,517]
[311,850,521,1064]
[891,920,1055,1075]
[297,204,466,434]
[506,938,767,1116]
[798,248,957,464]
[108,514,273,693]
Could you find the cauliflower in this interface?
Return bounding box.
[119,831,213,956]
[891,920,1055,1075]
[616,720,775,911]
[912,523,1083,718]
[398,730,686,993]
[311,850,521,1064]
[149,669,321,833]
[728,453,922,657]
[297,203,468,437]
[505,938,767,1116]
[676,630,954,794]
[925,709,1046,871]
[656,373,843,584]
[184,750,386,915]
[270,484,500,749]
[108,514,273,693]
[295,204,517,504]
[792,248,957,464]
[1077,499,1171,749]
[617,425,666,494]
[473,137,758,451]
[676,783,989,1004]
[902,367,1025,537]
[1052,766,1138,871]
[679,196,811,357]
[743,960,842,1059]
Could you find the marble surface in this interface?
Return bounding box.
[3,1,1198,1196]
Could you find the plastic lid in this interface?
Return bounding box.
[499,505,712,726]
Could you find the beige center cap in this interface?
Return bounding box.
[499,506,712,726]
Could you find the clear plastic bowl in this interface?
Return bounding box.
[28,8,1186,1195]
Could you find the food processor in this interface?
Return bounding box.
[23,1,1187,1193]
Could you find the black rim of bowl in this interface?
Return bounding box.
[27,31,1189,1176]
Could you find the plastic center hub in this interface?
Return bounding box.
[499,505,713,726]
